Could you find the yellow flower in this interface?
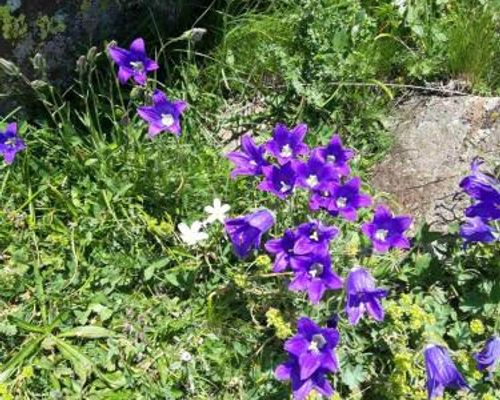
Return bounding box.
[399,294,413,308]
[344,237,360,257]
[482,394,496,400]
[408,304,426,331]
[255,255,272,271]
[266,308,292,339]
[233,274,248,288]
[472,370,483,380]
[394,351,412,372]
[470,319,485,335]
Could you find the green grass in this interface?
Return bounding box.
[0,0,499,399]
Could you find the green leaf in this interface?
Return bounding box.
[53,337,93,383]
[58,326,117,339]
[0,336,43,383]
[144,258,169,281]
[8,316,47,334]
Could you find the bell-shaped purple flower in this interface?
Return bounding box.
[345,267,388,325]
[474,336,500,373]
[294,221,338,256]
[108,38,159,85]
[224,209,275,259]
[258,162,297,199]
[326,177,372,221]
[295,149,337,191]
[0,122,25,165]
[460,217,497,244]
[265,123,309,165]
[317,134,354,176]
[460,160,500,221]
[424,344,470,399]
[226,134,269,178]
[288,255,343,304]
[361,205,412,253]
[283,317,340,380]
[137,90,187,138]
[460,160,500,201]
[275,359,334,400]
[265,229,301,272]
[309,183,335,212]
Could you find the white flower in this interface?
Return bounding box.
[204,198,231,224]
[180,350,193,362]
[178,221,208,246]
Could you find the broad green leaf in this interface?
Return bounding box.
[53,337,93,383]
[58,326,117,339]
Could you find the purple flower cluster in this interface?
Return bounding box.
[108,38,187,138]
[459,160,499,244]
[265,221,342,304]
[223,123,412,398]
[275,318,340,400]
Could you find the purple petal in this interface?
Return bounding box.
[284,336,309,357]
[118,67,133,84]
[130,37,146,54]
[298,352,321,380]
[366,298,385,321]
[289,274,309,291]
[152,90,169,106]
[274,362,292,381]
[307,280,326,304]
[108,46,130,65]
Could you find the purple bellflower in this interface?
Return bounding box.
[288,255,343,304]
[226,134,269,178]
[345,267,388,325]
[108,38,159,85]
[293,221,338,256]
[265,229,301,272]
[295,149,337,191]
[317,134,354,176]
[460,160,500,221]
[258,162,297,199]
[361,205,412,253]
[275,359,334,400]
[224,209,275,259]
[326,177,372,221]
[265,123,309,165]
[0,122,25,165]
[474,336,500,374]
[137,90,187,138]
[278,317,340,381]
[424,344,470,399]
[460,217,497,244]
[309,183,336,212]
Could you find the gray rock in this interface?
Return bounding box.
[372,96,500,230]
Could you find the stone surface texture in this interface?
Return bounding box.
[372,96,500,230]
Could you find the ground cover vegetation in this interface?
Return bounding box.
[0,0,499,399]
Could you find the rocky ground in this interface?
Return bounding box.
[372,95,500,230]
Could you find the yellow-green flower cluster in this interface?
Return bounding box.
[386,294,435,332]
[255,255,272,271]
[469,319,485,335]
[265,308,292,339]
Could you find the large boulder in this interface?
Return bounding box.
[0,0,207,113]
[372,96,500,230]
